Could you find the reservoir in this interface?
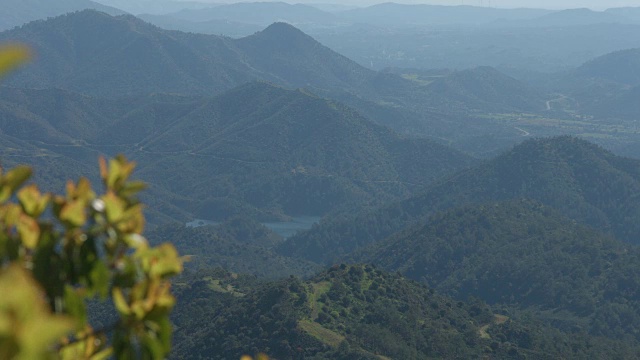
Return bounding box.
[186,216,321,238]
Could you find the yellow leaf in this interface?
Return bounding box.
[75,178,95,202]
[59,200,87,227]
[102,192,125,223]
[89,346,113,360]
[112,288,130,316]
[0,166,31,203]
[59,327,111,360]
[0,44,31,78]
[16,214,39,249]
[117,204,145,234]
[138,243,183,279]
[0,265,73,359]
[17,185,49,217]
[0,203,22,226]
[103,156,136,190]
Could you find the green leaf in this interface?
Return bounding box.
[64,286,87,329]
[89,261,110,299]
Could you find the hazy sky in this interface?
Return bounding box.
[202,1,640,11]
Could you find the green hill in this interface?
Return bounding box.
[280,136,640,263]
[424,66,546,113]
[575,48,640,86]
[351,200,640,341]
[147,216,320,279]
[170,264,639,359]
[0,10,257,96]
[0,83,475,222]
[127,82,475,219]
[581,83,640,120]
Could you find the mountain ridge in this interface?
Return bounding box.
[280,136,640,263]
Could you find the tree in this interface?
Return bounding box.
[0,44,183,359]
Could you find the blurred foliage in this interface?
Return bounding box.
[0,154,183,358]
[0,44,30,77]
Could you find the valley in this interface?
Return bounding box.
[2,2,640,359]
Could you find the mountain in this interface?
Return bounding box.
[0,83,475,222]
[126,82,475,219]
[0,11,392,97]
[554,48,640,117]
[338,4,551,27]
[170,264,638,359]
[424,66,546,113]
[575,48,640,86]
[606,7,640,23]
[350,199,640,340]
[0,11,259,96]
[234,22,377,92]
[0,10,555,154]
[523,8,632,27]
[147,217,320,279]
[0,0,125,31]
[165,2,338,26]
[137,14,261,37]
[279,136,640,263]
[92,0,217,15]
[586,84,640,119]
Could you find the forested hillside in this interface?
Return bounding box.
[0,82,474,223]
[0,11,391,97]
[351,200,640,341]
[170,265,639,359]
[281,136,640,263]
[4,3,640,359]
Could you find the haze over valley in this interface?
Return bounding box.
[3,1,640,359]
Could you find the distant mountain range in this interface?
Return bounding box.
[338,3,552,26]
[92,0,217,15]
[0,9,552,156]
[514,8,634,27]
[281,136,640,263]
[163,2,339,26]
[0,0,125,31]
[0,11,390,97]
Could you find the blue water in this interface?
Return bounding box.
[186,216,321,238]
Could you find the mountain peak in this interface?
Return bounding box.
[254,21,312,43]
